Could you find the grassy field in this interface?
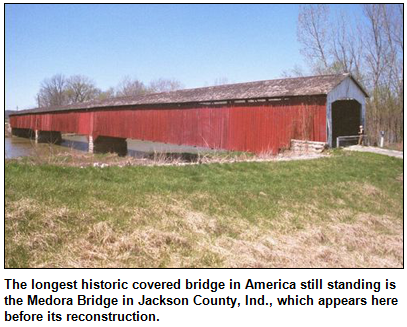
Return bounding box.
[5,150,403,268]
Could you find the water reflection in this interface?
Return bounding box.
[5,134,220,159]
[5,136,84,159]
[60,135,88,152]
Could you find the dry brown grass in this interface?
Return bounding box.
[7,197,402,268]
[14,149,327,169]
[195,210,403,268]
[385,141,403,151]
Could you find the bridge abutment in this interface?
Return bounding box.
[92,136,127,156]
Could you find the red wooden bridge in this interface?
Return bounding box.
[9,74,368,155]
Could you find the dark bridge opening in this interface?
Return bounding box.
[94,136,128,157]
[332,100,361,147]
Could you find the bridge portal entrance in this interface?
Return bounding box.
[331,100,361,147]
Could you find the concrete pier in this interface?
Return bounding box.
[93,136,127,156]
[88,135,94,153]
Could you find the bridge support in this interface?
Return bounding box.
[37,131,62,144]
[91,136,127,156]
[88,135,94,153]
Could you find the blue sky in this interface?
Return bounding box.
[5,4,361,110]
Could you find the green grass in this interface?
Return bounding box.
[5,150,403,268]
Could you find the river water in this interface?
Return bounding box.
[5,135,217,159]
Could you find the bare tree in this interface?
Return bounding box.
[148,78,184,93]
[213,77,230,86]
[362,4,403,143]
[66,75,101,103]
[362,4,390,91]
[116,76,147,97]
[281,65,305,78]
[297,5,363,78]
[297,4,330,74]
[381,4,403,97]
[98,87,116,101]
[37,74,67,107]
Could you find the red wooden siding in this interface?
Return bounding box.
[10,96,327,154]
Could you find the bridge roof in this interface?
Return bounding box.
[11,73,367,115]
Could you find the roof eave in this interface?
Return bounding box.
[8,93,330,116]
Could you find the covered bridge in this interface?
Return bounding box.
[9,73,368,155]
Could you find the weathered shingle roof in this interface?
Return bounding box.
[10,74,367,115]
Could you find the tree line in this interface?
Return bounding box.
[35,74,233,109]
[287,4,403,144]
[36,75,184,108]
